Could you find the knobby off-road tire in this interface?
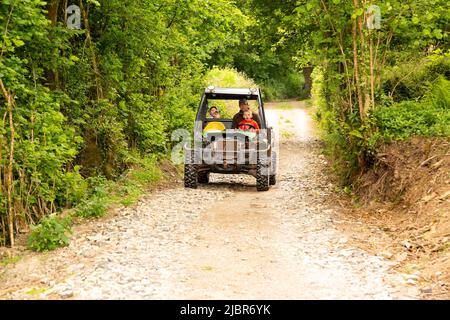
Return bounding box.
[198,171,210,184]
[269,151,277,185]
[256,157,270,191]
[184,153,198,189]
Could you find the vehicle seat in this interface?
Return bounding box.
[203,119,233,129]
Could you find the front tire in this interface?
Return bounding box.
[269,151,277,185]
[256,157,270,191]
[184,153,198,189]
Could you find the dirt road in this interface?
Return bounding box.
[0,101,421,299]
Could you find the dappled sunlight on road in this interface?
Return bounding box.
[264,101,315,142]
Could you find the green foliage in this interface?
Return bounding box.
[321,128,359,185]
[210,1,307,101]
[261,72,305,101]
[27,215,72,252]
[115,155,163,206]
[313,67,377,184]
[125,155,163,186]
[383,55,450,102]
[280,130,294,139]
[75,154,164,213]
[3,0,449,247]
[74,176,109,218]
[0,0,84,241]
[277,104,293,110]
[311,67,326,113]
[0,0,246,245]
[273,0,450,183]
[26,288,47,296]
[374,77,450,141]
[204,67,257,117]
[106,155,161,206]
[429,73,450,109]
[0,255,21,267]
[74,195,108,218]
[206,67,256,88]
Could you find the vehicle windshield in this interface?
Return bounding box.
[204,99,259,119]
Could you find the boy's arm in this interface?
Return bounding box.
[253,120,260,132]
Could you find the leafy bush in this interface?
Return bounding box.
[74,196,108,218]
[261,72,305,101]
[27,215,72,252]
[374,77,450,141]
[205,66,256,88]
[203,67,257,117]
[205,66,305,102]
[113,154,163,206]
[429,75,450,109]
[383,55,450,102]
[72,175,109,218]
[75,154,164,212]
[84,175,109,198]
[126,155,162,185]
[311,67,327,113]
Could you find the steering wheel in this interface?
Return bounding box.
[239,122,257,130]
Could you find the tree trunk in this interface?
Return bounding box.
[357,1,369,118]
[47,0,60,26]
[352,0,364,120]
[45,0,61,89]
[302,66,313,98]
[0,79,15,247]
[369,31,375,110]
[80,0,104,101]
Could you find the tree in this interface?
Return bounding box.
[0,0,248,246]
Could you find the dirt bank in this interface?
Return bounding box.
[338,137,450,299]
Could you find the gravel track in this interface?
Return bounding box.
[0,101,420,299]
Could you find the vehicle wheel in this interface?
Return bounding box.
[256,157,269,191]
[198,171,210,183]
[269,151,277,185]
[184,152,198,189]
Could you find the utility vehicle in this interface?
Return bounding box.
[184,86,277,191]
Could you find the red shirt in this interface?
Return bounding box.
[238,119,260,133]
